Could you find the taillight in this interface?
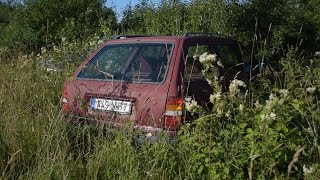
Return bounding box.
[62,88,69,111]
[164,97,183,130]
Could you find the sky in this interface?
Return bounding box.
[106,0,141,17]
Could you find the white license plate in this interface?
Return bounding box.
[91,98,132,114]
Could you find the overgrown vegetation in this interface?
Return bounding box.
[0,0,320,179]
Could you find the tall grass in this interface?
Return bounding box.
[0,44,320,179]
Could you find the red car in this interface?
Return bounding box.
[61,33,245,138]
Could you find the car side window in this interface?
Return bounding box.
[183,43,243,106]
[184,45,222,81]
[183,45,216,107]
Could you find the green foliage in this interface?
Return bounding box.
[120,2,147,33]
[227,0,320,63]
[0,2,12,25]
[120,0,229,35]
[119,0,320,66]
[0,0,117,57]
[179,49,320,179]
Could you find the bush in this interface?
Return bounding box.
[176,49,320,179]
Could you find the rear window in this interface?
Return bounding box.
[77,43,174,83]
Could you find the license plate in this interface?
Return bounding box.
[91,98,132,114]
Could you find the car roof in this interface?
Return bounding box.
[106,34,237,44]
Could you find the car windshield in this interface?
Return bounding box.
[77,42,174,83]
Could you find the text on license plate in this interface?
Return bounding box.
[91,98,132,114]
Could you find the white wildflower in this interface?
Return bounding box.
[265,93,278,111]
[97,39,104,44]
[206,78,213,85]
[315,51,320,56]
[225,110,231,118]
[269,112,276,120]
[229,79,246,97]
[199,52,217,63]
[41,47,47,54]
[199,52,208,63]
[279,89,289,98]
[306,87,316,93]
[89,41,96,47]
[217,61,224,67]
[193,54,199,60]
[239,104,244,112]
[260,114,267,121]
[278,99,284,105]
[260,112,276,121]
[306,127,313,134]
[185,97,192,103]
[184,97,198,112]
[206,54,217,62]
[22,55,28,59]
[53,46,60,52]
[254,100,263,109]
[210,92,222,103]
[269,93,276,100]
[303,165,314,174]
[265,100,273,111]
[216,107,223,116]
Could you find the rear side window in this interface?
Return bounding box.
[183,43,243,106]
[77,43,174,83]
[185,44,241,79]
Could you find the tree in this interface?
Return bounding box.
[227,0,320,63]
[0,2,12,25]
[120,1,149,33]
[0,0,117,54]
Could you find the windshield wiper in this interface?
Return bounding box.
[98,70,114,78]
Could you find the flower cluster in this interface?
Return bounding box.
[199,52,217,63]
[209,91,222,103]
[306,87,316,94]
[265,93,279,111]
[254,100,263,109]
[193,52,224,92]
[279,89,289,98]
[229,79,246,97]
[194,52,224,73]
[260,112,277,121]
[184,97,199,112]
[239,104,244,112]
[259,112,277,130]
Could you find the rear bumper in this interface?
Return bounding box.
[65,115,177,143]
